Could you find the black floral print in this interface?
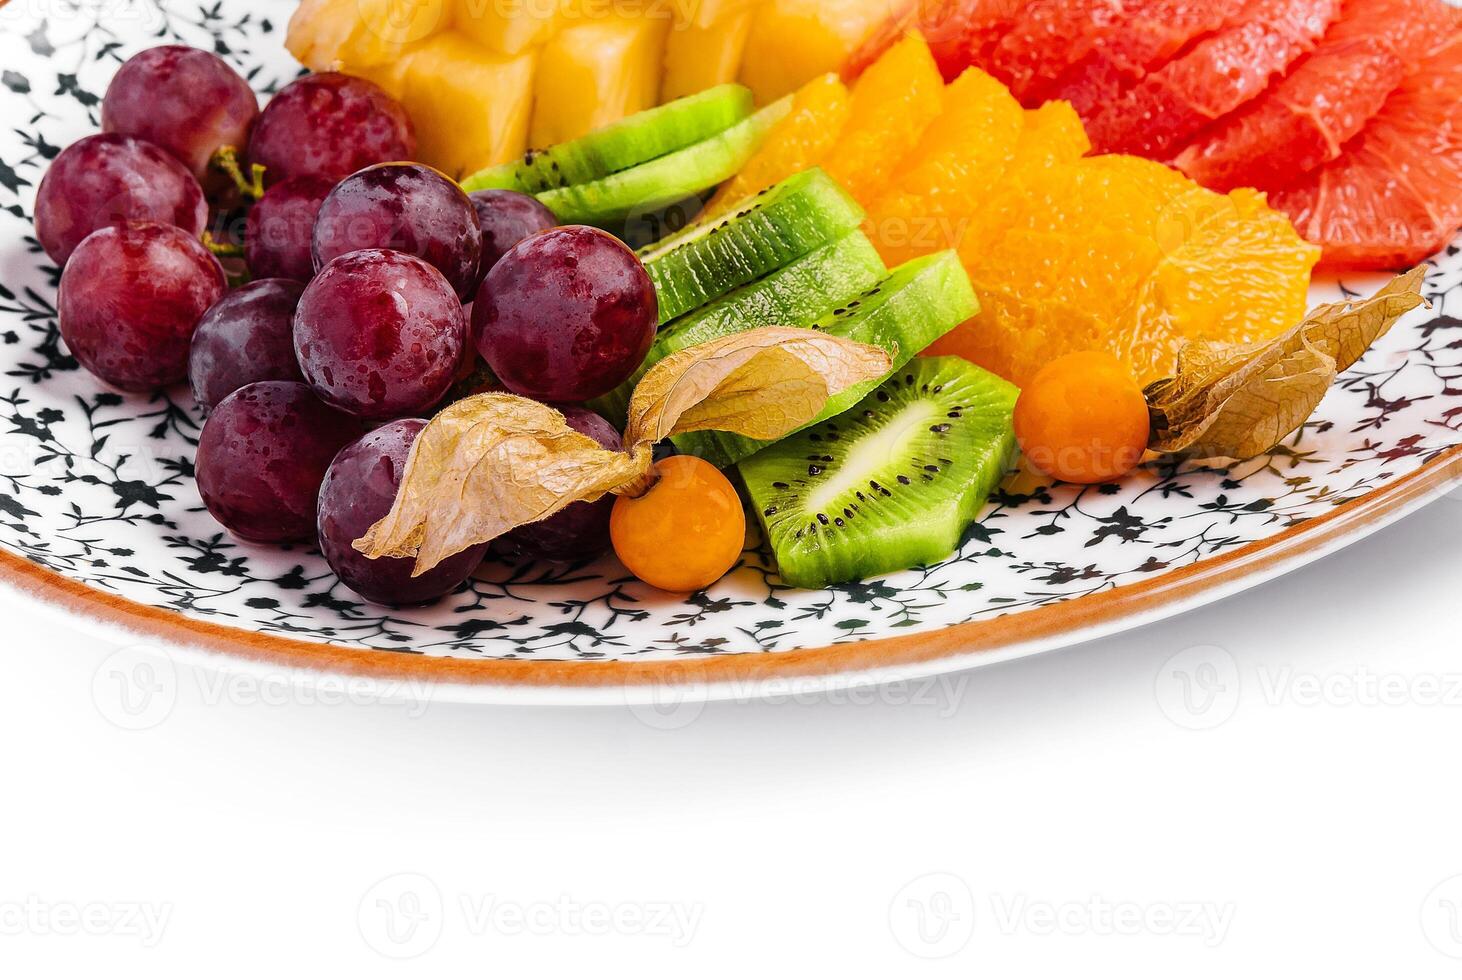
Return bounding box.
[0,2,1458,661]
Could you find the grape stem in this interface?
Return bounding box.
[200,232,251,288]
[209,145,266,200]
[201,230,244,257]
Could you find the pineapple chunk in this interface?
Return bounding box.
[394,31,537,177]
[452,0,563,55]
[287,0,452,70]
[739,0,896,104]
[350,52,414,95]
[665,0,761,30]
[530,14,670,147]
[662,8,755,101]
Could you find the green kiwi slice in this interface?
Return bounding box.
[638,168,866,324]
[534,96,791,227]
[739,356,1019,589]
[461,84,754,194]
[589,231,887,427]
[673,250,978,466]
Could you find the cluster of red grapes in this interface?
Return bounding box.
[36,45,658,606]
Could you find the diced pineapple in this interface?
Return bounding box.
[666,0,761,30]
[287,0,452,70]
[393,31,537,177]
[738,0,897,104]
[452,0,563,55]
[661,8,755,101]
[530,14,670,147]
[351,54,414,95]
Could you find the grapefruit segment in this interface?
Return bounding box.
[989,0,1132,102]
[1045,0,1234,119]
[1321,0,1459,61]
[1173,0,1459,190]
[1067,0,1230,78]
[1268,28,1462,268]
[1083,0,1343,156]
[1174,36,1404,190]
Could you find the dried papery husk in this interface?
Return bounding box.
[1145,267,1429,460]
[355,327,893,575]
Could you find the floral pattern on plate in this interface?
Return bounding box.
[0,0,1459,663]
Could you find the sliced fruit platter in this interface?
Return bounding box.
[0,1,1458,698]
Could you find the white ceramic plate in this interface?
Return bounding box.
[1,0,1459,703]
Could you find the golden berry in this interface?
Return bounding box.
[1013,351,1150,484]
[611,455,746,592]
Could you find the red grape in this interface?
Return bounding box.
[34,133,207,265]
[472,226,657,402]
[468,188,557,286]
[294,248,466,420]
[495,406,623,562]
[312,163,482,300]
[58,222,226,391]
[101,45,259,182]
[318,419,489,605]
[247,73,414,186]
[244,175,333,281]
[196,381,364,543]
[189,279,306,411]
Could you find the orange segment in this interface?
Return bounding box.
[939,228,1162,383]
[936,105,1094,258]
[887,68,1024,202]
[709,33,1319,390]
[703,72,851,220]
[995,157,1193,241]
[970,229,1162,326]
[943,155,1317,386]
[929,286,1107,387]
[863,67,1023,264]
[1131,188,1318,379]
[821,33,944,202]
[1009,100,1091,170]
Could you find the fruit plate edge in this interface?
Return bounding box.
[2,445,1458,706]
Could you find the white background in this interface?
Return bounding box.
[1,489,1459,977]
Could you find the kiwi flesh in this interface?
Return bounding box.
[739,356,1019,589]
[461,84,754,194]
[673,250,978,466]
[534,97,791,227]
[590,231,887,427]
[639,168,865,324]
